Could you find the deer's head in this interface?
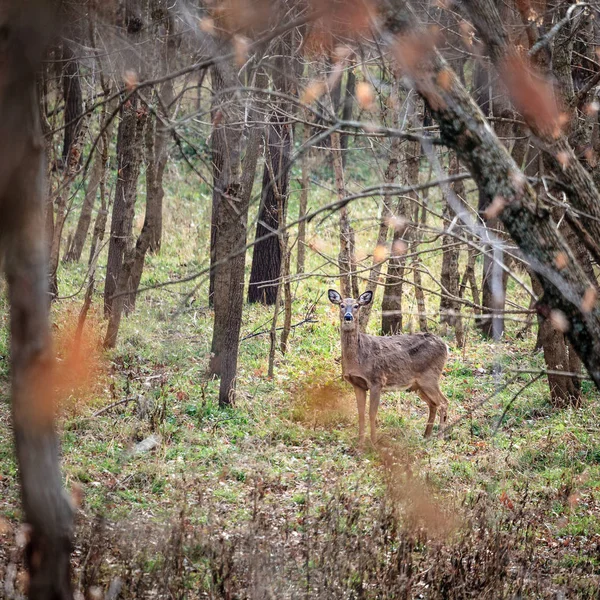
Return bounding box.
[328,289,373,331]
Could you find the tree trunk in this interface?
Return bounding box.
[0,3,74,596]
[340,69,356,167]
[248,37,293,305]
[331,128,353,298]
[359,77,400,331]
[103,95,146,317]
[296,112,310,276]
[381,111,420,335]
[209,60,265,405]
[127,80,174,309]
[64,99,117,263]
[247,118,292,303]
[61,43,83,169]
[413,201,428,333]
[439,152,463,344]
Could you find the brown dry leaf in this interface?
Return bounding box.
[88,587,104,600]
[391,239,408,256]
[483,196,506,220]
[554,252,568,270]
[300,81,325,104]
[333,45,353,64]
[122,70,138,91]
[585,101,599,116]
[509,169,527,192]
[198,16,215,34]
[304,0,377,55]
[211,0,272,36]
[581,286,597,313]
[233,35,250,67]
[212,110,223,127]
[71,483,84,509]
[0,516,12,535]
[458,20,474,46]
[500,55,562,139]
[356,81,375,110]
[556,151,570,169]
[386,214,407,231]
[373,244,389,263]
[549,309,569,332]
[354,248,368,263]
[308,236,327,252]
[393,30,437,77]
[436,69,452,91]
[584,147,598,168]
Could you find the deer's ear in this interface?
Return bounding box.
[328,289,342,304]
[358,291,373,306]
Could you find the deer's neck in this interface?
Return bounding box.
[340,328,361,374]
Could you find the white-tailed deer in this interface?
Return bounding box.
[328,289,449,444]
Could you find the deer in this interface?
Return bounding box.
[328,289,449,445]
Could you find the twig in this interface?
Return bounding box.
[493,374,545,435]
[240,316,318,342]
[92,397,136,417]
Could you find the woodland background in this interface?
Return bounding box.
[2,0,600,597]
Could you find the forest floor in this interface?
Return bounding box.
[1,177,600,598]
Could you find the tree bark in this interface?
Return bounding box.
[296,111,310,276]
[103,95,146,317]
[61,43,83,169]
[359,77,400,331]
[439,153,463,345]
[127,79,174,309]
[248,37,293,305]
[209,58,265,405]
[0,3,74,597]
[381,113,420,335]
[64,99,117,263]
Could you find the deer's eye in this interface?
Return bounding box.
[353,304,359,309]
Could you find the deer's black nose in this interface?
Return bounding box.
[344,313,353,321]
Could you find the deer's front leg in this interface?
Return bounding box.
[369,386,381,445]
[354,387,366,447]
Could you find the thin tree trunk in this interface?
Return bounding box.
[331,128,352,297]
[296,114,310,276]
[340,69,356,168]
[381,114,420,335]
[61,43,83,169]
[359,77,401,331]
[103,95,146,317]
[88,136,111,267]
[64,99,116,263]
[248,36,293,305]
[439,152,464,345]
[413,201,428,333]
[127,80,174,309]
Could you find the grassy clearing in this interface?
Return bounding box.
[1,159,600,597]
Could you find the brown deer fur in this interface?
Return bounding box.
[328,289,449,443]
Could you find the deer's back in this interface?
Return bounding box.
[358,332,448,389]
